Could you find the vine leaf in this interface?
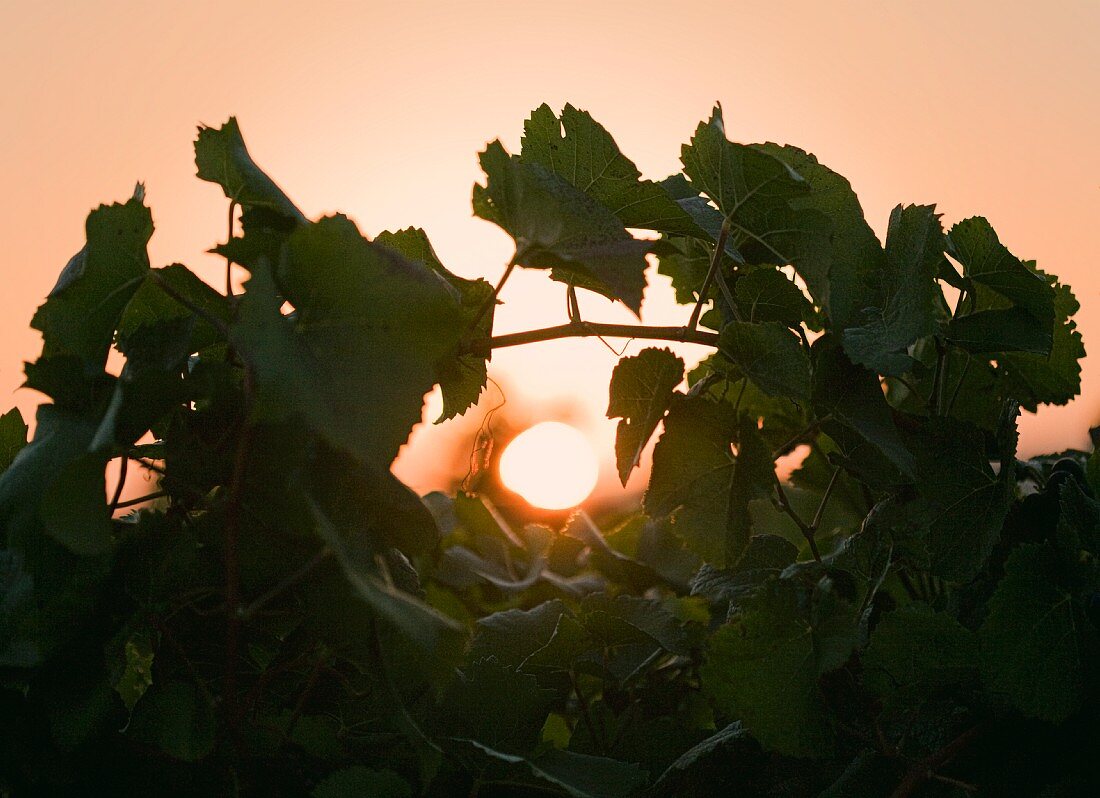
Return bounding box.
[450,739,647,798]
[375,227,494,422]
[718,321,811,403]
[863,604,977,697]
[645,396,738,566]
[841,204,944,375]
[307,495,466,669]
[117,264,231,355]
[945,307,1052,355]
[755,143,882,330]
[436,658,553,755]
[0,405,111,558]
[680,107,831,283]
[521,103,706,237]
[904,408,1019,582]
[312,767,412,798]
[947,216,1054,323]
[0,408,28,473]
[733,267,813,328]
[194,117,305,222]
[979,544,1092,723]
[232,216,464,468]
[1001,279,1084,409]
[474,140,652,315]
[812,336,916,481]
[128,680,216,762]
[31,188,152,367]
[469,600,571,669]
[607,348,685,484]
[701,578,845,758]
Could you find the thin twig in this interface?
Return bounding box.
[772,468,839,563]
[567,283,581,322]
[108,456,129,515]
[148,269,230,338]
[772,472,821,562]
[945,358,971,416]
[469,258,515,332]
[472,321,720,356]
[225,200,238,298]
[687,216,732,330]
[931,338,948,416]
[281,652,328,745]
[571,670,606,753]
[129,456,167,475]
[889,724,983,798]
[772,415,832,459]
[810,467,842,532]
[238,547,333,621]
[112,490,167,510]
[732,377,748,414]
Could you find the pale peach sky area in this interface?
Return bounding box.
[1,1,1098,501]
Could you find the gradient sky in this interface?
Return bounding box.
[2,1,1098,499]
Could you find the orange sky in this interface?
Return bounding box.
[2,1,1098,499]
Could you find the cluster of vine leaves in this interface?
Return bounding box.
[0,103,1097,797]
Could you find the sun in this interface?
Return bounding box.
[499,422,600,510]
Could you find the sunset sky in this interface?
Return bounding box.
[2,1,1098,500]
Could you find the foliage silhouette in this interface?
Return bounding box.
[0,104,1096,797]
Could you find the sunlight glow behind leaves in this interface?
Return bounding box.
[499,421,599,510]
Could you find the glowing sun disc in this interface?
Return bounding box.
[499,422,599,510]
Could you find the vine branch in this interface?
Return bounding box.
[687,216,733,330]
[771,466,841,563]
[108,456,129,516]
[890,724,983,798]
[470,321,719,357]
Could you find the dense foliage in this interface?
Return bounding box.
[1,104,1097,797]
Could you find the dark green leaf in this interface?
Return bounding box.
[522,103,705,237]
[128,680,215,762]
[733,267,813,327]
[863,604,977,696]
[980,544,1092,722]
[906,408,1018,581]
[690,535,797,607]
[312,768,412,798]
[812,336,916,480]
[755,143,883,329]
[946,307,1052,354]
[470,600,570,669]
[375,227,494,421]
[0,405,109,556]
[194,117,305,222]
[701,578,842,758]
[453,739,647,798]
[232,216,464,468]
[681,108,831,285]
[31,189,152,365]
[947,216,1054,323]
[1001,280,1084,409]
[841,204,944,375]
[438,658,553,755]
[117,264,230,354]
[582,593,688,656]
[39,453,113,557]
[0,408,28,473]
[307,494,466,670]
[607,348,684,484]
[474,140,651,314]
[718,321,810,403]
[110,628,155,712]
[645,396,739,565]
